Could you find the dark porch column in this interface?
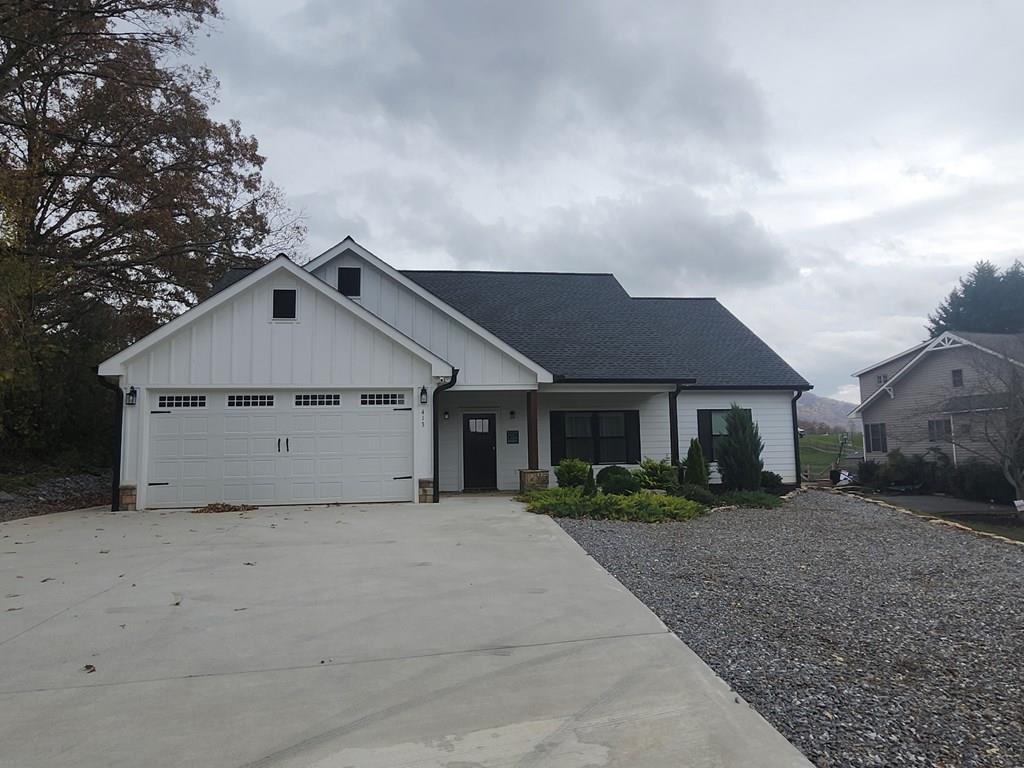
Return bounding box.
[526,390,539,470]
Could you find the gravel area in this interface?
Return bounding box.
[558,490,1024,768]
[0,472,110,522]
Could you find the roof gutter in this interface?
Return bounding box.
[551,376,697,385]
[791,390,803,487]
[96,371,123,511]
[432,368,459,503]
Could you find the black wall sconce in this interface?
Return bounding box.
[443,410,450,421]
[419,386,428,404]
[124,386,138,406]
[509,409,516,420]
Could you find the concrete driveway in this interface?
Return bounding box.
[0,497,809,767]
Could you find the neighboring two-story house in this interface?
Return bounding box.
[849,331,1023,465]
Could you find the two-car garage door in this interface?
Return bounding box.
[146,390,413,508]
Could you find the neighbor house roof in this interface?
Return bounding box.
[402,270,811,388]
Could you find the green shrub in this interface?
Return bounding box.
[949,460,1016,503]
[636,458,680,493]
[683,438,709,487]
[555,458,591,488]
[717,405,764,491]
[857,459,882,485]
[759,470,784,493]
[521,487,704,522]
[676,483,717,507]
[719,490,783,509]
[582,464,597,497]
[595,465,641,495]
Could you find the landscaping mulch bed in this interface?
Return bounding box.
[558,489,1024,768]
[0,472,110,523]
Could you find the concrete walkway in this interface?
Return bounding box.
[0,497,810,767]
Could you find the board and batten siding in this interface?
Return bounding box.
[311,250,538,387]
[117,270,436,493]
[677,390,799,484]
[859,344,1000,463]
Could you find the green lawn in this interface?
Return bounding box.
[800,432,863,479]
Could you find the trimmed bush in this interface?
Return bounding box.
[683,438,709,488]
[596,465,641,495]
[521,487,705,522]
[676,483,717,507]
[719,490,783,509]
[554,458,590,488]
[857,459,882,485]
[717,405,764,491]
[949,460,1016,504]
[636,458,680,493]
[760,470,784,492]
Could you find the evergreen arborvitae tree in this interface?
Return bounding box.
[717,405,764,491]
[683,438,709,488]
[581,465,597,497]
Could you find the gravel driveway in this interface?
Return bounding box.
[558,490,1024,768]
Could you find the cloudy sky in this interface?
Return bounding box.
[192,1,1024,403]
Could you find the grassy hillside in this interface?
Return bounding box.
[800,432,863,479]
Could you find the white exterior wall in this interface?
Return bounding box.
[116,270,436,505]
[677,390,798,483]
[312,251,538,388]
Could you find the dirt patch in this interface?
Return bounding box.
[191,502,258,514]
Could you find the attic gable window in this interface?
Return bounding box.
[952,369,964,388]
[338,267,361,297]
[272,289,297,320]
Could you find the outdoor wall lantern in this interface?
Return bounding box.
[509,409,516,420]
[443,410,450,421]
[125,386,138,406]
[419,386,428,404]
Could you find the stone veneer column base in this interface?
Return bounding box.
[518,469,550,493]
[118,485,137,511]
[418,478,435,504]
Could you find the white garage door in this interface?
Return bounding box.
[146,390,413,508]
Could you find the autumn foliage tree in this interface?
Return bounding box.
[0,1,303,462]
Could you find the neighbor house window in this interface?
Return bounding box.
[876,373,889,386]
[928,418,951,442]
[865,423,887,453]
[338,267,361,297]
[550,411,640,465]
[272,289,297,319]
[952,369,964,388]
[696,408,752,462]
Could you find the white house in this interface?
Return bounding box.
[98,237,811,509]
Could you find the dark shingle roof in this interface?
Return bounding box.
[209,266,258,296]
[402,270,810,388]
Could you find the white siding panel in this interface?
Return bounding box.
[677,390,798,483]
[312,251,539,387]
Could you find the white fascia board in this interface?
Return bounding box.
[98,256,453,378]
[304,237,554,383]
[851,340,930,377]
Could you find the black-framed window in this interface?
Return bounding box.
[550,410,640,465]
[951,369,963,388]
[865,422,887,453]
[696,408,751,462]
[928,418,951,442]
[272,289,296,319]
[338,267,361,297]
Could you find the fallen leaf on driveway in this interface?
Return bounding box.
[40,577,54,583]
[171,593,182,606]
[99,549,110,554]
[7,607,22,611]
[243,562,256,566]
[82,664,96,673]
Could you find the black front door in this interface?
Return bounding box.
[463,413,497,490]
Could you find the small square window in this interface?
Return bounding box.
[272,289,296,320]
[952,369,963,388]
[876,373,889,386]
[338,267,361,297]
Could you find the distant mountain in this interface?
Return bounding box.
[798,392,861,432]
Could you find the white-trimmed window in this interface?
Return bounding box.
[227,394,275,407]
[295,393,341,407]
[158,394,206,408]
[360,393,405,406]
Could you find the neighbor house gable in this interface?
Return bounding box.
[98,256,452,380]
[304,237,553,386]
